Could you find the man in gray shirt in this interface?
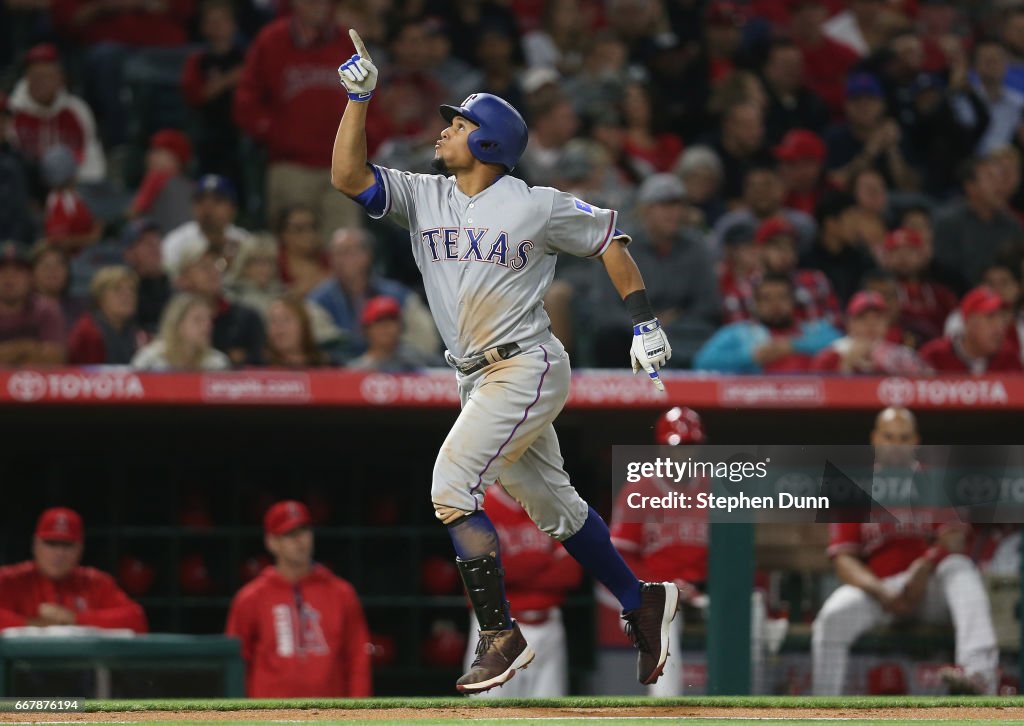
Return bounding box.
[588,174,721,367]
[933,156,1022,294]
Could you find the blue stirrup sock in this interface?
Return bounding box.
[446,510,513,629]
[562,506,642,612]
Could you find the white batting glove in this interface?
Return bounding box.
[630,319,671,391]
[338,29,378,102]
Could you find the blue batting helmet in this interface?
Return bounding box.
[439,93,528,171]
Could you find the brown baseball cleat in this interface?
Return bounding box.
[456,621,535,694]
[622,581,680,685]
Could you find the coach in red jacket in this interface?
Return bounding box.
[0,508,147,632]
[225,500,371,698]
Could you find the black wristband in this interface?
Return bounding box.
[624,289,655,326]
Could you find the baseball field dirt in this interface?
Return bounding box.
[1,696,1024,725]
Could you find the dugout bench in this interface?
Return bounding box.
[0,634,244,698]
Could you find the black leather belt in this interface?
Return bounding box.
[455,343,522,375]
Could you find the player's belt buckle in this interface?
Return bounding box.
[458,343,522,375]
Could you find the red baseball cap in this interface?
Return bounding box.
[35,507,83,543]
[755,217,796,246]
[884,228,924,251]
[149,129,192,167]
[361,295,402,327]
[264,500,312,535]
[960,286,1004,317]
[847,290,887,317]
[25,43,59,66]
[773,129,826,163]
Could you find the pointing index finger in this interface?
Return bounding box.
[349,29,371,61]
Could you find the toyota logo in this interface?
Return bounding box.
[7,371,47,402]
[878,377,915,407]
[360,374,400,405]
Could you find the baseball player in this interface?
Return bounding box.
[609,408,782,695]
[812,407,998,695]
[463,483,582,697]
[332,31,679,693]
[225,500,372,697]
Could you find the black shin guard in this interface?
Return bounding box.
[455,554,511,631]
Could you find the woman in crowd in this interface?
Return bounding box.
[67,266,144,364]
[263,294,329,368]
[131,293,230,371]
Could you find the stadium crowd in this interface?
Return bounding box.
[2,0,1024,372]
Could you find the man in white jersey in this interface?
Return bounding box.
[331,30,680,694]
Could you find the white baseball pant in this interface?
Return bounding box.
[812,554,998,695]
[432,337,589,541]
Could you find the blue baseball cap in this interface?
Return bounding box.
[846,73,883,100]
[194,174,237,204]
[121,217,161,247]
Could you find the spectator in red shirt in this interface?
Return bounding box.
[225,500,371,698]
[863,270,923,349]
[9,44,106,185]
[880,227,958,343]
[128,129,194,234]
[718,222,761,323]
[943,262,1024,369]
[774,129,828,216]
[40,145,102,256]
[787,0,860,117]
[233,0,361,237]
[0,241,65,365]
[755,217,842,327]
[462,484,582,698]
[180,0,245,183]
[919,286,1023,373]
[0,507,147,632]
[812,407,997,695]
[811,290,929,374]
[68,266,144,365]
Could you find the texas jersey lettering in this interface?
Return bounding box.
[369,166,617,359]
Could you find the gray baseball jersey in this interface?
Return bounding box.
[369,166,621,358]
